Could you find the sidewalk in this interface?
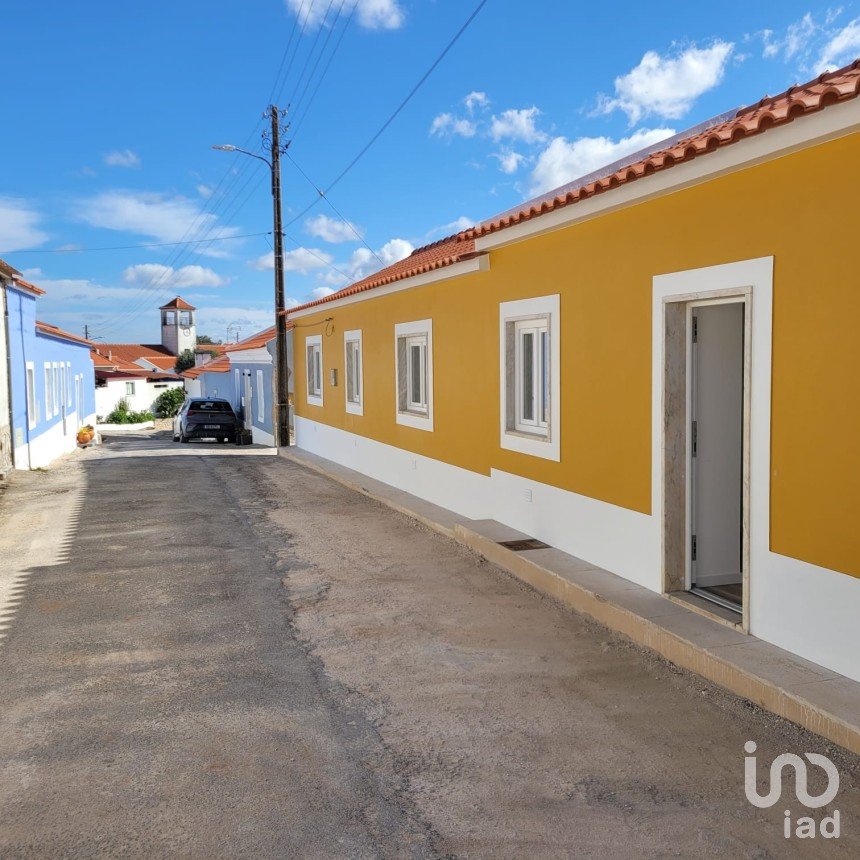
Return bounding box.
[280,447,860,755]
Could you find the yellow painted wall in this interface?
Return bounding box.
[293,131,860,579]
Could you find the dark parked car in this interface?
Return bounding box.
[173,398,239,444]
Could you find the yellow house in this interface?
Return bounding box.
[286,61,860,683]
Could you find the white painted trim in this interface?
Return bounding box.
[344,329,364,416]
[477,99,860,252]
[25,362,36,429]
[288,255,490,319]
[499,295,560,461]
[251,425,275,447]
[394,319,433,432]
[228,346,272,364]
[256,369,265,422]
[305,334,323,407]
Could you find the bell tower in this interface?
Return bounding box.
[160,297,197,355]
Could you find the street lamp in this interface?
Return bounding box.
[212,105,290,448]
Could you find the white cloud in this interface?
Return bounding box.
[464,91,489,113]
[493,150,525,174]
[76,190,240,257]
[598,42,734,123]
[0,197,48,252]
[345,237,414,281]
[490,107,546,144]
[304,213,363,243]
[196,184,213,199]
[104,149,141,169]
[309,286,335,301]
[122,263,228,289]
[249,247,333,274]
[195,306,279,342]
[818,17,860,71]
[285,0,403,30]
[24,276,142,303]
[530,127,676,195]
[430,112,477,138]
[425,216,474,240]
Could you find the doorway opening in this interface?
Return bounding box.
[662,291,750,628]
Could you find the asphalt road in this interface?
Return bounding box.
[0,432,857,858]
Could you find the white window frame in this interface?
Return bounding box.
[394,319,433,432]
[500,295,560,461]
[52,363,60,417]
[125,381,136,396]
[234,369,241,409]
[66,362,72,407]
[344,329,363,416]
[305,334,323,406]
[26,362,37,428]
[44,363,53,418]
[256,369,265,422]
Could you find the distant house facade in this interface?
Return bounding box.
[91,296,196,417]
[1,270,96,469]
[285,63,860,684]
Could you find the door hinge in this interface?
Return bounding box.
[691,534,697,561]
[692,420,698,457]
[692,316,698,343]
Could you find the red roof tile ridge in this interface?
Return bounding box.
[36,320,94,346]
[464,58,860,241]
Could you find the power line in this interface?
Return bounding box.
[284,0,487,230]
[0,231,271,256]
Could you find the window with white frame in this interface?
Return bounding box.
[67,362,72,407]
[52,364,60,416]
[256,370,265,422]
[344,330,363,415]
[61,364,67,413]
[44,364,53,417]
[500,295,560,461]
[395,319,433,431]
[234,369,241,408]
[126,381,136,396]
[26,363,37,428]
[306,334,323,406]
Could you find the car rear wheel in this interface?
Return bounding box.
[180,433,190,444]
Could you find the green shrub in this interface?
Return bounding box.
[105,398,154,424]
[153,386,186,417]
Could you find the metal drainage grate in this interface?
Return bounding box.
[498,538,550,552]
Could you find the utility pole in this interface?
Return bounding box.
[84,324,89,340]
[268,104,290,448]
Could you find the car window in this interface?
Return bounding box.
[188,400,233,413]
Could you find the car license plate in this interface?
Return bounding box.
[204,424,220,430]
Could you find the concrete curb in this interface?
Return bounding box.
[97,421,155,434]
[279,447,860,755]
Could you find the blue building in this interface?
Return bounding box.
[4,274,96,469]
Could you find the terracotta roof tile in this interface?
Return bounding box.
[159,296,196,310]
[284,60,860,317]
[285,236,476,316]
[35,320,94,347]
[11,277,46,296]
[466,59,860,240]
[224,325,282,351]
[182,355,231,379]
[97,343,174,363]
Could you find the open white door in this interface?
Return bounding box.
[690,302,744,609]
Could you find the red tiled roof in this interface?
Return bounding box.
[225,325,280,351]
[195,343,227,355]
[11,277,46,296]
[285,237,476,316]
[0,259,20,279]
[182,355,231,379]
[98,343,174,363]
[141,355,178,371]
[285,60,860,316]
[96,369,181,381]
[35,320,94,347]
[466,59,860,240]
[159,296,196,310]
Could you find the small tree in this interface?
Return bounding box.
[174,349,196,373]
[197,334,222,345]
[154,387,186,417]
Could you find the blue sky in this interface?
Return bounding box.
[1,1,858,343]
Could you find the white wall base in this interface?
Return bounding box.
[252,426,275,447]
[13,409,96,469]
[295,414,860,682]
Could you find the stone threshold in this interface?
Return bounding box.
[279,447,860,755]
